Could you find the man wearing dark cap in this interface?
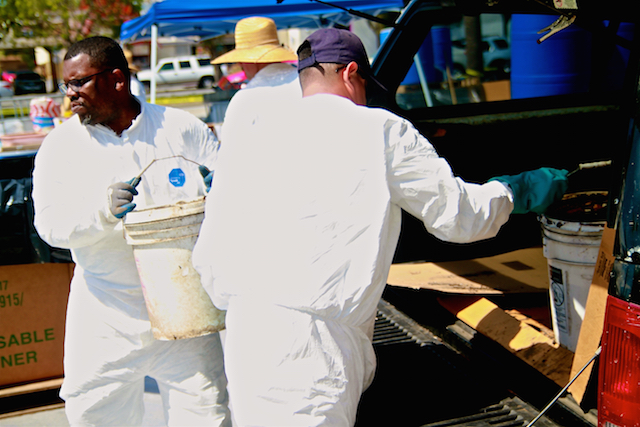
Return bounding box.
[193,28,568,426]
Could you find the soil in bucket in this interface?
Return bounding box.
[539,191,608,352]
[123,196,225,340]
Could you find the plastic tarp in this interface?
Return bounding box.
[1,178,72,265]
[120,0,405,42]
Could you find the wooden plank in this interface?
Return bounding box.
[0,377,63,399]
[439,296,574,387]
[0,403,65,420]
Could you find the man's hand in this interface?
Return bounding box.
[489,167,569,214]
[108,178,139,219]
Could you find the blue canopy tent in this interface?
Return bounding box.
[120,0,404,101]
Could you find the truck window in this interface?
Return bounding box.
[382,13,633,110]
[159,63,174,72]
[179,61,191,69]
[198,59,211,67]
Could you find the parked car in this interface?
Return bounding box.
[451,35,511,78]
[0,80,13,97]
[12,71,47,95]
[2,71,17,84]
[137,55,215,91]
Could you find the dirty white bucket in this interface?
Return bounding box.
[123,196,225,340]
[539,192,607,352]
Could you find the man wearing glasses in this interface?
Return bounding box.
[32,36,230,426]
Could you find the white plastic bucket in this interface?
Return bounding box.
[539,192,607,352]
[123,196,225,340]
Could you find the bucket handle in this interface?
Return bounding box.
[120,156,206,240]
[132,155,204,186]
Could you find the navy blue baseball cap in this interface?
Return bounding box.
[297,28,386,91]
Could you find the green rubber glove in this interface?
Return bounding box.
[108,177,140,219]
[489,167,569,214]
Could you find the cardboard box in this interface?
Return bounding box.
[0,263,73,388]
[388,248,577,386]
[569,226,616,403]
[482,80,511,102]
[387,247,549,295]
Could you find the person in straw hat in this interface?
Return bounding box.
[124,48,146,102]
[211,16,301,140]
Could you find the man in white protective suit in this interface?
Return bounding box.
[32,36,230,426]
[211,16,300,140]
[192,28,569,426]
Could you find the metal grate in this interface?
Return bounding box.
[371,300,562,427]
[421,401,527,427]
[373,312,417,346]
[373,299,444,347]
[420,397,563,427]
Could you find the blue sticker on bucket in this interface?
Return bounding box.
[168,168,186,187]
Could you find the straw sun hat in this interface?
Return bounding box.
[123,49,141,72]
[211,17,297,64]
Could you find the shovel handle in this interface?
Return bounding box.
[578,160,612,171]
[568,160,612,176]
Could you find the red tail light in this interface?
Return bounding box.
[598,295,640,426]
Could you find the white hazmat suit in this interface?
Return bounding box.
[32,101,230,426]
[220,62,301,141]
[130,75,147,103]
[192,94,514,426]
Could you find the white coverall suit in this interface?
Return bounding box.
[220,62,301,141]
[32,101,230,426]
[192,94,514,426]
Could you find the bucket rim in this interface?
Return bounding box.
[124,221,202,238]
[540,191,608,225]
[539,215,606,234]
[124,196,205,225]
[124,210,204,229]
[541,228,603,245]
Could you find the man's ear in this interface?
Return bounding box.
[112,68,127,91]
[343,62,359,82]
[341,62,360,97]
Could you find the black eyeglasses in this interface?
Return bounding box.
[59,69,114,94]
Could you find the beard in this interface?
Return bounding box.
[80,114,95,126]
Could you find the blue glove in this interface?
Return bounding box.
[108,177,139,219]
[489,167,569,214]
[198,165,213,192]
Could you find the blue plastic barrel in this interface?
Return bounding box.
[598,21,634,92]
[431,26,453,75]
[380,27,442,85]
[510,14,592,99]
